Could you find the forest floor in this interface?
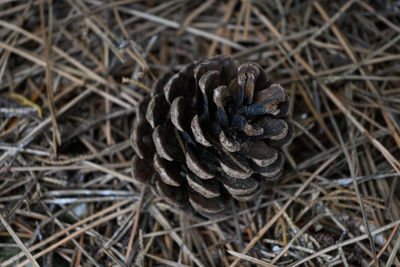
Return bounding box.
[0,0,399,266]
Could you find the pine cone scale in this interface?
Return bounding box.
[218,129,240,152]
[131,120,154,159]
[188,191,225,214]
[170,96,188,132]
[185,148,215,179]
[131,155,153,183]
[186,173,220,198]
[191,115,213,147]
[153,154,183,187]
[220,156,252,179]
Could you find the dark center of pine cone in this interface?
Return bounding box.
[131,55,294,217]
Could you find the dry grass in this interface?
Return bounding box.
[0,0,399,266]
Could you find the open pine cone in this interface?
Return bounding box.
[131,55,294,217]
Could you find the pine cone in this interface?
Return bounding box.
[131,55,294,217]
